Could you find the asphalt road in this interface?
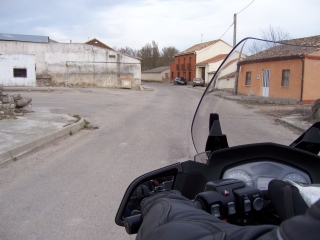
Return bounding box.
[0,83,299,239]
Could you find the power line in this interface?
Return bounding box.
[218,0,255,39]
[219,22,234,39]
[237,0,255,14]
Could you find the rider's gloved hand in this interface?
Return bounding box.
[136,192,277,240]
[137,190,320,240]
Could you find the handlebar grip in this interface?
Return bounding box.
[124,214,143,235]
[194,199,205,210]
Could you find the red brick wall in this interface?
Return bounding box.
[170,53,196,82]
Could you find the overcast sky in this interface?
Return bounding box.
[1,0,319,52]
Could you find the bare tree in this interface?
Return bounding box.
[116,41,179,71]
[248,25,291,54]
[248,41,264,55]
[151,41,160,69]
[261,25,291,42]
[160,46,179,66]
[138,43,153,71]
[118,46,138,57]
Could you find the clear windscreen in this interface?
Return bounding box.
[191,38,320,153]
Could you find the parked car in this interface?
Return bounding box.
[174,77,187,85]
[192,77,205,87]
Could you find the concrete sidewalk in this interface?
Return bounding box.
[213,90,301,105]
[0,107,84,164]
[212,90,312,131]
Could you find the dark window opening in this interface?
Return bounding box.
[13,68,27,78]
[281,69,290,87]
[109,55,116,58]
[245,72,251,86]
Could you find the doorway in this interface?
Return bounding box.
[201,68,205,81]
[262,69,270,97]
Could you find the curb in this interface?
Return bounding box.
[276,117,311,133]
[3,86,72,92]
[0,118,85,165]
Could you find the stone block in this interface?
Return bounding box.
[16,98,32,108]
[11,94,22,100]
[0,96,9,103]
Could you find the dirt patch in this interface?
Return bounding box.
[242,103,318,124]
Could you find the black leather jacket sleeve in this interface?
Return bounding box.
[136,192,320,240]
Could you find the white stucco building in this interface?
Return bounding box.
[171,40,233,85]
[214,51,246,91]
[141,66,170,82]
[0,33,141,89]
[0,54,36,86]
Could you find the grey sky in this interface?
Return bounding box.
[1,0,319,52]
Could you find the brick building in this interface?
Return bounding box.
[170,39,232,85]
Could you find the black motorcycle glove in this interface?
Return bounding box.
[136,192,276,240]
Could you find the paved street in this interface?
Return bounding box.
[0,83,299,239]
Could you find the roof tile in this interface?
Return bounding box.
[175,39,227,56]
[241,35,320,64]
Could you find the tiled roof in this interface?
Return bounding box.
[196,54,228,65]
[0,33,49,43]
[175,39,227,56]
[85,38,114,50]
[142,66,170,73]
[218,71,237,80]
[240,35,320,64]
[220,59,238,70]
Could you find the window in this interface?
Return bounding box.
[109,55,116,58]
[245,72,251,86]
[281,70,290,87]
[13,68,27,78]
[165,73,169,78]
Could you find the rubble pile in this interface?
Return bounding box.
[311,99,320,119]
[0,86,32,120]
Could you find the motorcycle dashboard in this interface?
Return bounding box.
[222,161,311,190]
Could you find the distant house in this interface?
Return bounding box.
[0,33,141,88]
[214,51,246,91]
[170,39,232,84]
[85,38,114,51]
[141,66,170,82]
[237,35,320,103]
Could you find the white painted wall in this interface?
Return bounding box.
[216,78,235,89]
[0,41,141,88]
[195,41,232,64]
[215,51,244,90]
[141,69,170,82]
[0,54,36,86]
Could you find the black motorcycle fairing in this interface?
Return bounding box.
[115,162,183,226]
[115,141,320,227]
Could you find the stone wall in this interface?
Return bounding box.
[0,41,141,89]
[0,86,32,120]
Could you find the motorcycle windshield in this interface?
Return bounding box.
[191,37,320,154]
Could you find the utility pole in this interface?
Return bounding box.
[233,13,237,47]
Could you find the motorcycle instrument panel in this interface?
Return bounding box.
[222,161,311,190]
